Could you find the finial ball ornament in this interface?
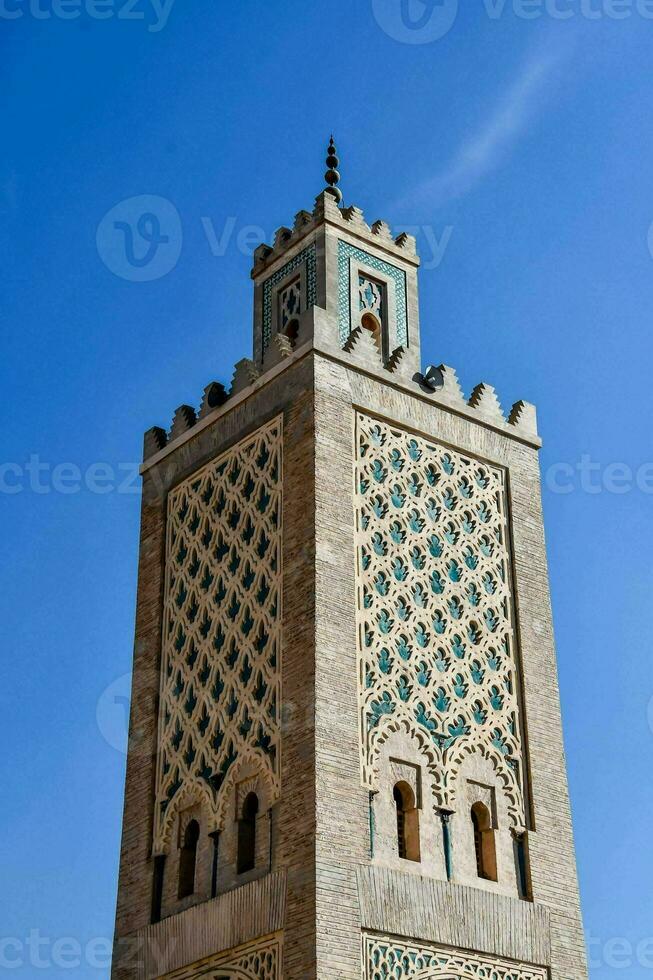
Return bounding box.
[324,136,343,204]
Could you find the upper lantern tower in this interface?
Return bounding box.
[249,137,421,384]
[113,140,587,980]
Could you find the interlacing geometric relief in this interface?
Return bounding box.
[337,240,408,346]
[153,419,283,853]
[162,935,281,980]
[278,277,302,332]
[359,273,385,324]
[354,413,526,828]
[364,935,546,980]
[262,243,317,352]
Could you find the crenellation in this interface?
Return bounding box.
[384,344,404,372]
[468,381,506,424]
[141,350,541,465]
[293,209,313,233]
[394,230,417,254]
[273,226,293,249]
[251,191,419,288]
[253,242,274,267]
[434,362,467,407]
[169,404,197,441]
[141,335,544,471]
[198,381,228,419]
[313,187,344,224]
[509,399,538,437]
[231,356,260,395]
[143,425,167,459]
[338,203,365,228]
[274,332,294,359]
[370,219,395,245]
[251,217,317,280]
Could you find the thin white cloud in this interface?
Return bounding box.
[406,40,572,208]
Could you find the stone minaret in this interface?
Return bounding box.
[111,142,588,980]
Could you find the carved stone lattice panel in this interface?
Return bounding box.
[359,273,385,323]
[364,934,546,980]
[153,418,283,853]
[354,413,526,829]
[279,277,302,331]
[163,935,282,980]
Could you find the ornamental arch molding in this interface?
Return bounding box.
[368,713,445,809]
[446,734,524,833]
[158,779,214,852]
[160,935,281,980]
[413,971,485,980]
[363,934,547,980]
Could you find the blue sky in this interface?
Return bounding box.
[2,1,653,976]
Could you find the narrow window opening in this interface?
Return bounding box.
[178,819,200,899]
[151,854,166,924]
[471,802,497,882]
[393,785,407,858]
[209,830,220,899]
[393,781,420,863]
[514,831,532,901]
[237,792,259,874]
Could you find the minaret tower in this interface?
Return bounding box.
[111,142,588,980]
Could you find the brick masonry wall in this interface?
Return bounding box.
[112,347,587,980]
[313,358,368,979]
[112,356,318,980]
[312,354,587,980]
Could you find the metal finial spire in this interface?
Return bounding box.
[324,135,342,204]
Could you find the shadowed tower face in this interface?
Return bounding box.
[111,142,588,980]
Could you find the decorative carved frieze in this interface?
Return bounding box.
[162,934,282,980]
[363,933,546,980]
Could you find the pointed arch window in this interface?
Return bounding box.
[471,802,497,882]
[178,819,200,899]
[393,781,420,862]
[237,792,259,874]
